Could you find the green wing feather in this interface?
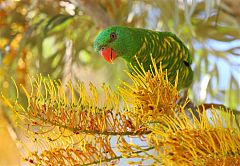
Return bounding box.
[127,28,193,89]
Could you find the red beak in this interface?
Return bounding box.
[99,47,117,63]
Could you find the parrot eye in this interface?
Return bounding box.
[110,32,117,41]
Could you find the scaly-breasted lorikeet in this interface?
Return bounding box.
[93,26,193,90]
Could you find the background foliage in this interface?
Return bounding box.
[0,0,239,165]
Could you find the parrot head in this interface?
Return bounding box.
[93,26,140,63]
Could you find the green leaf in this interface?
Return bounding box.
[44,14,74,34]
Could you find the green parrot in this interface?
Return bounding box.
[93,26,193,90]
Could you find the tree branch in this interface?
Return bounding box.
[197,103,240,114]
[28,114,152,136]
[83,147,155,166]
